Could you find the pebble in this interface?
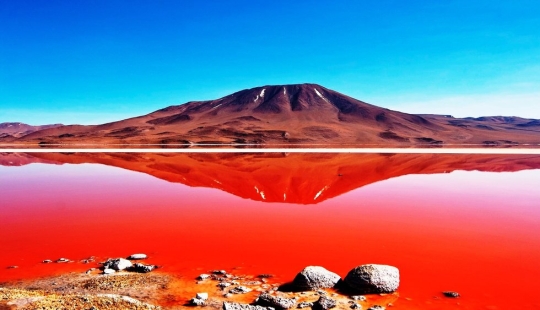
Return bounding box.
[197,274,211,280]
[298,302,313,308]
[42,259,52,264]
[196,292,208,300]
[313,296,336,310]
[443,291,460,298]
[229,286,252,294]
[190,298,206,306]
[86,268,97,274]
[103,268,116,275]
[7,266,18,269]
[81,257,95,264]
[56,258,70,263]
[127,253,147,260]
[351,296,366,301]
[218,282,232,288]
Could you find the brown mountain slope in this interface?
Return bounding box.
[9,152,540,204]
[9,84,540,145]
[0,122,63,141]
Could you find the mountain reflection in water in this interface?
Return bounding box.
[3,152,540,204]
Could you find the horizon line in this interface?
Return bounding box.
[2,148,540,154]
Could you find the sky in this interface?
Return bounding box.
[1,0,540,125]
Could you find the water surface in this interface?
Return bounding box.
[1,152,540,309]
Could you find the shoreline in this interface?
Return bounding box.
[1,266,400,310]
[2,147,540,154]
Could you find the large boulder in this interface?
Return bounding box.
[256,293,297,309]
[292,266,341,290]
[344,264,399,294]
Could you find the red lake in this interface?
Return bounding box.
[1,152,540,309]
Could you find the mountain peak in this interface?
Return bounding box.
[5,84,540,145]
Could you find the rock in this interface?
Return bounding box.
[7,266,18,269]
[258,274,274,279]
[313,296,336,310]
[198,274,211,280]
[86,268,97,274]
[56,258,70,263]
[190,292,209,306]
[350,296,366,301]
[245,281,262,286]
[442,291,460,298]
[293,266,341,290]
[344,265,399,294]
[223,302,275,310]
[350,303,361,309]
[213,270,227,275]
[103,268,116,274]
[218,282,232,288]
[127,253,147,260]
[297,302,313,308]
[223,293,232,298]
[256,293,297,309]
[42,259,52,264]
[367,306,385,310]
[229,286,252,294]
[129,263,157,273]
[190,298,206,306]
[103,258,132,271]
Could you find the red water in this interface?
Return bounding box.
[1,154,540,309]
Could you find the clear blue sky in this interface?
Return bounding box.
[1,0,540,124]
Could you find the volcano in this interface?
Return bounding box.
[4,84,540,145]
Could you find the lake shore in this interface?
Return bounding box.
[1,267,401,310]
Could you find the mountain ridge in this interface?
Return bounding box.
[2,83,540,145]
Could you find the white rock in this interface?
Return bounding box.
[196,292,208,300]
[104,258,132,271]
[190,298,206,306]
[127,253,147,260]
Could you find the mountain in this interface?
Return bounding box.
[0,122,63,141]
[4,84,540,145]
[5,152,540,204]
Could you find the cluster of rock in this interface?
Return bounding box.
[100,253,157,275]
[186,264,400,310]
[293,264,399,294]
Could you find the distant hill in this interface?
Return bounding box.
[0,122,63,141]
[4,84,540,145]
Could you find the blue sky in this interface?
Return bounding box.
[1,0,540,124]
